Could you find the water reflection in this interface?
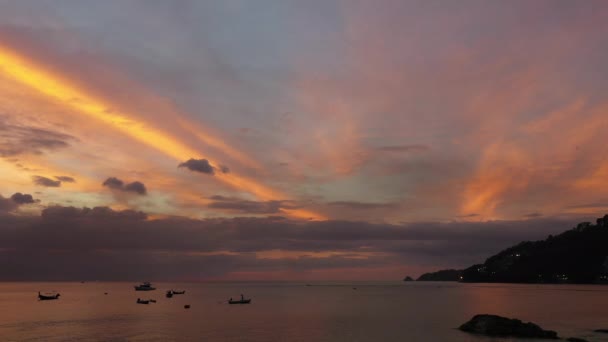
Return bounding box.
[0,282,606,341]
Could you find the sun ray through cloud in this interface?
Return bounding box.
[0,44,325,220]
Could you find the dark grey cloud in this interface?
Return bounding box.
[102,177,124,189]
[0,118,74,157]
[32,175,61,187]
[0,206,599,280]
[10,192,37,204]
[124,181,147,195]
[178,158,215,175]
[102,177,147,195]
[41,205,147,220]
[208,195,294,214]
[55,176,76,183]
[0,192,38,212]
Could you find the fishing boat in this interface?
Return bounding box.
[134,282,156,291]
[166,290,173,298]
[38,291,60,300]
[136,298,150,304]
[228,298,251,304]
[228,295,251,304]
[172,290,185,295]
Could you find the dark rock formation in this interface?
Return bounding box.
[459,314,558,339]
[417,269,462,281]
[566,338,588,342]
[403,276,414,281]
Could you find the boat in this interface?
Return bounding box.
[228,298,251,304]
[149,299,157,303]
[228,295,251,304]
[136,298,150,304]
[134,282,156,291]
[172,290,185,295]
[166,290,173,298]
[38,291,60,300]
[184,305,191,309]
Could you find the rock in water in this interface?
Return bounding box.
[459,314,558,339]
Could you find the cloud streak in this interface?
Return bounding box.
[0,117,74,157]
[32,175,61,187]
[0,45,324,220]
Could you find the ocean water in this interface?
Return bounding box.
[0,281,606,341]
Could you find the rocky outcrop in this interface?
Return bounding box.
[459,314,558,339]
[416,269,462,281]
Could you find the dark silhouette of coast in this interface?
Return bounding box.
[418,214,608,284]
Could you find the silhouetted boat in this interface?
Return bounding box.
[229,295,251,304]
[172,290,185,294]
[229,299,251,304]
[184,304,191,309]
[166,290,173,298]
[136,298,150,304]
[149,299,157,303]
[134,282,156,291]
[38,291,60,300]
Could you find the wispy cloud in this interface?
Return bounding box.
[32,175,61,187]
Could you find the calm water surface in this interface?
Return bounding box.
[0,282,606,341]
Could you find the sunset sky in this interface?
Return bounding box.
[1,0,607,281]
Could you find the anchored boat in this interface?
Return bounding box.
[136,298,150,304]
[228,294,251,304]
[38,291,60,300]
[134,282,156,291]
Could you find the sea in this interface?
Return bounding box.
[0,281,606,341]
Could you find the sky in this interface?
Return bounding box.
[0,0,607,281]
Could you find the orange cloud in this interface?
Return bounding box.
[461,142,532,219]
[0,44,325,220]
